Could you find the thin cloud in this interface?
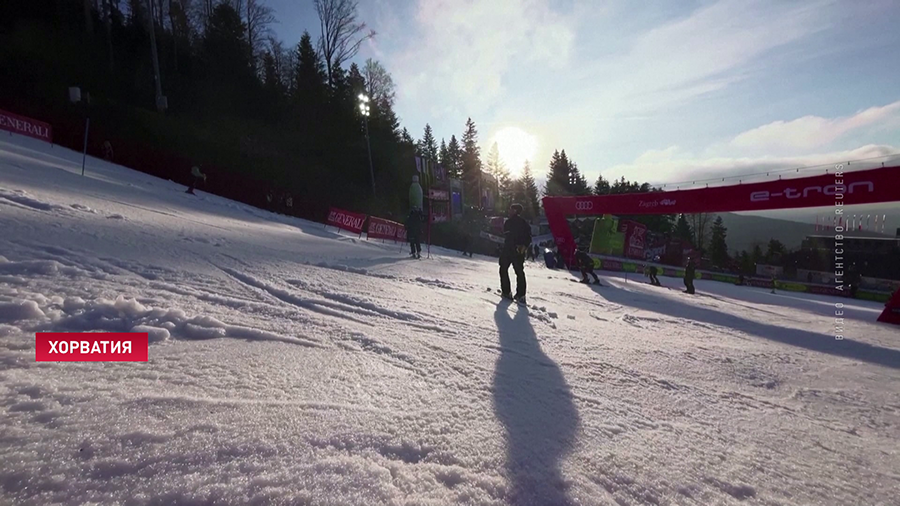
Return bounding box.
[604,144,900,189]
[730,101,900,152]
[384,0,577,123]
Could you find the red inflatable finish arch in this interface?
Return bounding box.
[542,165,900,323]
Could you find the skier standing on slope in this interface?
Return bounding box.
[574,246,601,284]
[499,203,532,303]
[406,208,423,259]
[683,257,696,294]
[186,165,206,195]
[648,264,661,286]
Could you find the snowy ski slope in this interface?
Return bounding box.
[1,134,899,506]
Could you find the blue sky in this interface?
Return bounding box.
[265,0,900,189]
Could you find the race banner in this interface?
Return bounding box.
[619,219,647,259]
[543,165,900,266]
[0,109,53,143]
[396,226,408,242]
[326,207,367,235]
[367,216,404,242]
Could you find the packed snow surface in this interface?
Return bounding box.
[1,135,899,506]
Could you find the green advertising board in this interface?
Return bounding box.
[589,215,624,256]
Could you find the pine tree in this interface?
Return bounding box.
[510,178,526,214]
[751,244,764,266]
[485,143,511,208]
[446,135,462,179]
[593,174,610,195]
[293,31,327,126]
[709,216,729,267]
[438,138,449,167]
[569,160,590,195]
[521,161,540,218]
[461,118,482,206]
[545,150,569,196]
[400,127,415,146]
[765,239,787,264]
[675,214,693,244]
[419,124,438,161]
[738,251,753,274]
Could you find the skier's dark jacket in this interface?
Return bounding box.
[684,261,696,280]
[575,250,593,268]
[502,215,532,254]
[406,211,423,238]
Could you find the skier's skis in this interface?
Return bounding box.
[568,279,604,287]
[486,287,527,305]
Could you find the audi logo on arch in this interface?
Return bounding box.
[575,201,593,211]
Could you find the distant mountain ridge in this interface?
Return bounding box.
[713,212,896,254]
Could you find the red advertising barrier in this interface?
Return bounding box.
[35,332,149,362]
[877,289,900,325]
[367,216,405,242]
[0,109,53,143]
[620,220,647,260]
[326,207,367,235]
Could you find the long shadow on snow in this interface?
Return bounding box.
[493,301,580,506]
[587,283,900,370]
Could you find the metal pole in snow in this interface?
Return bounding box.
[81,117,90,176]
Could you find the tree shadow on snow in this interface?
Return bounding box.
[588,283,900,370]
[492,301,580,505]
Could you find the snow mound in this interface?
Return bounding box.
[0,187,66,212]
[0,300,45,323]
[11,294,323,348]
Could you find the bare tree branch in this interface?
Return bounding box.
[363,58,394,110]
[245,0,276,63]
[313,0,375,86]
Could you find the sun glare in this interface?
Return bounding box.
[494,127,538,177]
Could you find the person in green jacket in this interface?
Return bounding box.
[186,165,207,195]
[409,174,423,211]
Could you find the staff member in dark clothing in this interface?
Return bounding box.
[575,247,601,284]
[648,264,661,286]
[461,231,473,257]
[406,209,423,259]
[683,257,696,294]
[499,204,532,303]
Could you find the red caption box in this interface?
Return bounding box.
[35,332,149,362]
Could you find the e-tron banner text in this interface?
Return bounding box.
[546,165,900,216]
[543,165,900,267]
[327,207,367,235]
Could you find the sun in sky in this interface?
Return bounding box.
[493,127,538,177]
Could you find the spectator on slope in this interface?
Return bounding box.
[498,203,533,303]
[102,140,114,161]
[461,231,474,257]
[575,247,601,285]
[847,263,861,298]
[648,264,661,286]
[683,257,696,294]
[186,165,206,195]
[406,208,423,259]
[543,244,557,269]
